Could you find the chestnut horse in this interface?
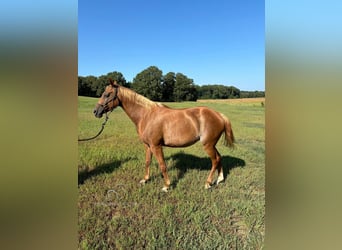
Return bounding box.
[93,79,235,192]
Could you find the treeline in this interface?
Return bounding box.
[197,85,240,99]
[78,66,264,101]
[240,90,265,98]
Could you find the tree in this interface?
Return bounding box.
[78,71,128,97]
[197,84,241,99]
[106,71,129,88]
[162,72,175,101]
[228,86,240,99]
[197,85,212,99]
[240,90,265,98]
[94,71,128,96]
[94,75,108,97]
[132,66,163,101]
[78,76,85,96]
[77,67,254,101]
[78,75,97,97]
[174,73,198,101]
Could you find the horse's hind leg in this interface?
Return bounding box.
[203,144,222,189]
[140,144,152,184]
[216,152,224,185]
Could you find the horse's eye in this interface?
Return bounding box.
[104,93,110,98]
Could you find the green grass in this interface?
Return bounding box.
[78,96,265,249]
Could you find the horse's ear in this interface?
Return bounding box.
[109,78,118,87]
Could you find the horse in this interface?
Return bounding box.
[93,79,235,192]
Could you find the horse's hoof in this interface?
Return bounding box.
[216,177,224,185]
[139,179,146,185]
[216,173,224,185]
[205,183,212,189]
[161,186,169,192]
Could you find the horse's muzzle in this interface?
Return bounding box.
[93,105,104,118]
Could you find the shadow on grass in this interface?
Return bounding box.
[167,153,246,188]
[78,154,245,187]
[78,158,130,185]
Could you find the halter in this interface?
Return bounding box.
[101,85,119,111]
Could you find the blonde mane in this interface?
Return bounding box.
[118,86,161,109]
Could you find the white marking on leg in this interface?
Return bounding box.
[217,172,224,185]
[139,179,146,185]
[162,186,169,192]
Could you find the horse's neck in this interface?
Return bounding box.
[119,94,150,127]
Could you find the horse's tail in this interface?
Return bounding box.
[220,113,235,148]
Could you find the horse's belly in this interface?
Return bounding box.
[163,137,200,147]
[163,127,200,147]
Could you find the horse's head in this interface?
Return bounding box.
[93,79,120,118]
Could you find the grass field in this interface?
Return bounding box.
[78,96,265,249]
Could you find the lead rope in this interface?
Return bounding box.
[78,112,110,142]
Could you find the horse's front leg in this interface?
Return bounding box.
[150,145,170,192]
[139,144,152,185]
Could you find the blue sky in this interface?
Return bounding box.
[79,0,264,91]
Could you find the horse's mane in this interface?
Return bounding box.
[119,86,165,109]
